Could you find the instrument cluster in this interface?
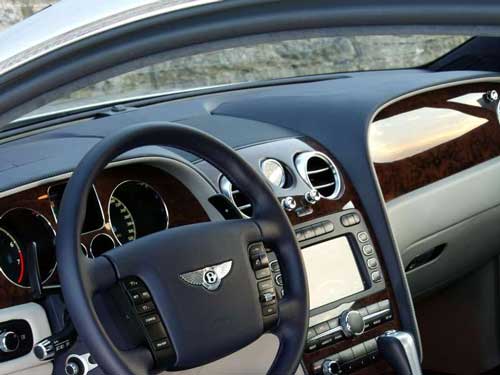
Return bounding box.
[0,177,169,289]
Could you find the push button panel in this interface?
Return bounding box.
[312,338,380,374]
[122,277,175,368]
[248,243,279,330]
[305,300,392,352]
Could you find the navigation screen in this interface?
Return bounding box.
[302,236,365,310]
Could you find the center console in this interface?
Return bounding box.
[292,209,399,374]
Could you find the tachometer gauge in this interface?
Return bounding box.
[260,159,286,188]
[0,228,24,286]
[109,196,137,244]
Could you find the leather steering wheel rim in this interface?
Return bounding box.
[56,122,308,374]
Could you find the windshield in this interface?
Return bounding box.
[20,34,470,121]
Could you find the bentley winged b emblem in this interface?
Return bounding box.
[180,260,233,291]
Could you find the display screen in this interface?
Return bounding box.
[302,236,365,310]
[49,183,104,233]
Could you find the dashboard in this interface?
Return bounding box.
[0,164,208,308]
[0,69,499,375]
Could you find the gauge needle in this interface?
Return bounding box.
[17,249,25,284]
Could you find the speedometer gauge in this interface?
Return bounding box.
[109,197,137,244]
[109,181,168,245]
[260,159,286,188]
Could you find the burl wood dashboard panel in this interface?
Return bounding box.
[371,82,500,201]
[0,164,208,309]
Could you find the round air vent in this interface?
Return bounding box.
[295,151,343,199]
[219,176,253,218]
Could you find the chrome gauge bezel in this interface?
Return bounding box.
[90,233,116,257]
[0,207,57,289]
[107,180,169,245]
[260,158,286,188]
[47,183,106,235]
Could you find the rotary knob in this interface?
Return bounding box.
[281,196,297,211]
[305,189,321,204]
[0,331,19,353]
[322,359,342,374]
[339,310,365,337]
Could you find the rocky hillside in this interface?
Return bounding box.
[1,0,469,114]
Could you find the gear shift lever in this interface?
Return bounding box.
[377,330,422,375]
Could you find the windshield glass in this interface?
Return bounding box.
[20,34,469,120]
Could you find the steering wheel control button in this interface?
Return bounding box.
[125,278,141,289]
[255,268,271,280]
[262,304,278,316]
[140,289,151,301]
[274,274,283,286]
[340,310,365,337]
[269,260,280,273]
[136,301,155,314]
[258,279,274,292]
[362,245,374,256]
[357,231,369,242]
[121,277,176,368]
[147,323,167,341]
[153,339,170,351]
[142,314,160,326]
[129,290,142,305]
[259,291,276,305]
[251,253,269,270]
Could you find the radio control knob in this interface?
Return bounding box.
[305,189,321,204]
[0,331,19,353]
[281,197,297,211]
[322,359,341,374]
[339,310,365,337]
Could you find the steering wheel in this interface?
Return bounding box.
[56,122,308,374]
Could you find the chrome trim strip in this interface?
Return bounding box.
[310,325,342,341]
[309,308,391,341]
[364,308,391,322]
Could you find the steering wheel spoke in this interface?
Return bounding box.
[81,255,117,294]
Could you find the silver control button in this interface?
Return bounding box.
[0,331,19,353]
[305,189,321,204]
[281,197,297,211]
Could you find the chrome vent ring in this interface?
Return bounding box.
[295,151,343,200]
[219,176,253,218]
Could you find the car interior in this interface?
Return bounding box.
[1,1,500,374]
